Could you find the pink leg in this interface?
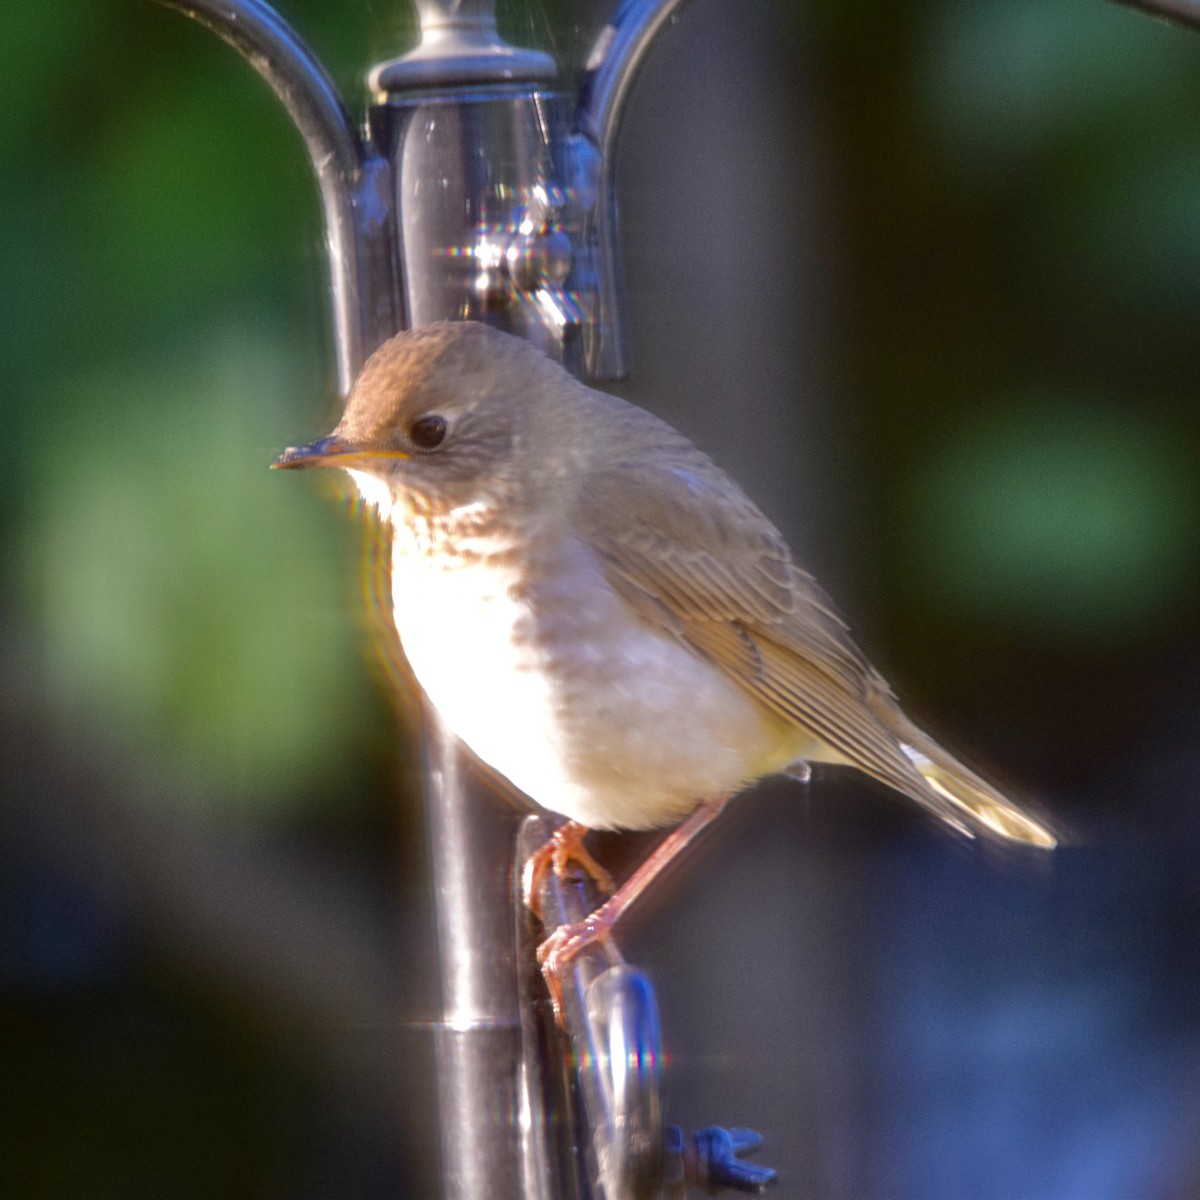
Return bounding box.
[537,799,727,1021]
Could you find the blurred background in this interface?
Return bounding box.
[4,1,1200,1196]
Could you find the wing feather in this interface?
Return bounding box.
[574,451,1054,846]
[577,461,936,803]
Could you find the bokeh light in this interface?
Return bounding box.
[18,333,375,818]
[906,394,1197,640]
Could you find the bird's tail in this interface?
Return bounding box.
[884,709,1057,848]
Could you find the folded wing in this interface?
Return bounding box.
[577,456,1054,847]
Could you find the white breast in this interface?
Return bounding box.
[389,511,808,830]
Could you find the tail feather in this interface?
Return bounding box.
[886,712,1056,849]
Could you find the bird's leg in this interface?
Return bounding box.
[522,820,614,923]
[536,799,726,1022]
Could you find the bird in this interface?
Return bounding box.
[274,320,1055,1012]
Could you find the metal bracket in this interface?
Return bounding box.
[517,816,776,1199]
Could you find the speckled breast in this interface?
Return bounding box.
[389,506,809,830]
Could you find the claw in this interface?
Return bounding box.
[522,821,613,921]
[536,912,609,1025]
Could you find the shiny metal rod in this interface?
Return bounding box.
[426,715,526,1200]
[371,6,579,1193]
[518,815,665,1200]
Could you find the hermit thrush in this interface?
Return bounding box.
[275,321,1054,1003]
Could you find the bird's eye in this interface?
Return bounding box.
[409,414,448,450]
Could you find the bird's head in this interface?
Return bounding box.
[273,322,584,520]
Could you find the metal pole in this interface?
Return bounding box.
[366,18,573,1196]
[423,715,528,1200]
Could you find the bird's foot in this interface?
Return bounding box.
[535,907,614,1025]
[522,820,613,922]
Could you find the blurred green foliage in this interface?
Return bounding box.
[3,0,398,820]
[900,0,1200,639]
[918,0,1198,169]
[3,975,315,1199]
[790,0,1200,660]
[19,333,372,815]
[919,0,1200,317]
[908,394,1198,638]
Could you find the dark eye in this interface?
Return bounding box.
[409,414,448,450]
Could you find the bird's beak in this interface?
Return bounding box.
[271,435,408,470]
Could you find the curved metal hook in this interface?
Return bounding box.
[587,966,665,1200]
[152,0,393,393]
[576,0,691,160]
[571,0,693,379]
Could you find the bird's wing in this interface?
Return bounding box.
[575,459,939,809]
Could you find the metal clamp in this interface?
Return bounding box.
[665,1126,778,1194]
[517,816,776,1199]
[517,815,664,1200]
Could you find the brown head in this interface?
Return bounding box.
[273,322,594,518]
